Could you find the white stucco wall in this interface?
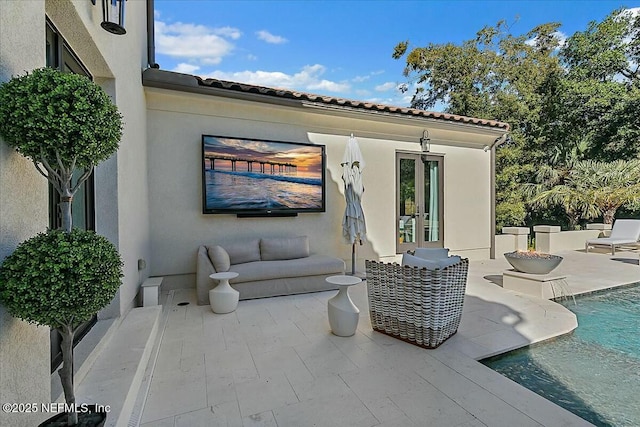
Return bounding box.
[45,0,151,317]
[1,1,150,424]
[145,87,501,288]
[0,2,52,425]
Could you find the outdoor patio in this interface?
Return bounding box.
[122,249,640,426]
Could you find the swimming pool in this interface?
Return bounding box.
[482,284,640,427]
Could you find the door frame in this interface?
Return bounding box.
[396,151,444,253]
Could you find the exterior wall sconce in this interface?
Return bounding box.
[100,0,127,35]
[420,129,430,152]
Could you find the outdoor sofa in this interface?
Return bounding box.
[196,236,345,305]
[585,219,640,255]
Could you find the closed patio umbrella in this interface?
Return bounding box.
[342,134,366,275]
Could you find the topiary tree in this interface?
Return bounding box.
[0,230,123,425]
[0,68,124,426]
[0,67,122,232]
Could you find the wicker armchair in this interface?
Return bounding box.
[365,257,469,349]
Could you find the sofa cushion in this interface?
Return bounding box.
[224,239,261,265]
[260,236,310,261]
[229,255,344,284]
[207,245,230,272]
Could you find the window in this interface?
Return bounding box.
[46,18,97,373]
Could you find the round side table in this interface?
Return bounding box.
[326,275,362,337]
[209,272,239,314]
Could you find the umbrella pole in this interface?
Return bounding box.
[351,242,356,275]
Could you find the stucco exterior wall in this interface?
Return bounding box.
[0,2,52,425]
[145,88,498,288]
[1,1,150,424]
[45,0,151,318]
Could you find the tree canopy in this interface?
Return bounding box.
[394,8,640,229]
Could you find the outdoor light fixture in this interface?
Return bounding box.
[420,129,430,152]
[101,0,127,35]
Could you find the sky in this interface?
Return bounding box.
[154,0,639,110]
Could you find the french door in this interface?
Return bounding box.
[396,153,444,253]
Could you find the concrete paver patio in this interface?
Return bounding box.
[136,249,639,426]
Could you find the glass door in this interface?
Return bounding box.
[396,153,444,253]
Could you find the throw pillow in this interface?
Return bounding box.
[224,239,261,265]
[207,245,230,272]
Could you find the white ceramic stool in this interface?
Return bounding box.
[209,272,239,314]
[326,275,362,336]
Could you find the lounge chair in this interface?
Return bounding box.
[585,219,640,255]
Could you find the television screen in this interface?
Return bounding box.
[202,135,326,215]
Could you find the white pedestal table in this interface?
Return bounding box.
[326,275,362,337]
[209,272,240,314]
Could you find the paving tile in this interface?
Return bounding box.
[272,388,378,427]
[251,346,313,385]
[388,388,477,426]
[234,373,299,417]
[142,366,208,423]
[140,415,175,426]
[243,410,278,427]
[289,373,351,402]
[454,390,543,427]
[173,406,228,427]
[413,356,485,400]
[294,339,359,378]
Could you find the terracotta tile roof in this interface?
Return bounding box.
[195,76,510,130]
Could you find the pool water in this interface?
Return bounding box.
[482,284,640,427]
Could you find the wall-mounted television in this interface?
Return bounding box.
[202,135,326,216]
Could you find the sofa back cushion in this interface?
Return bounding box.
[207,245,231,272]
[224,239,261,265]
[260,236,310,261]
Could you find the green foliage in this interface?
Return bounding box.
[393,8,640,228]
[526,159,640,224]
[0,67,122,170]
[0,229,123,330]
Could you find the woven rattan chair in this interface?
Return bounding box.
[365,257,469,349]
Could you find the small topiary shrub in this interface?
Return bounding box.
[0,229,122,425]
[0,229,123,329]
[0,67,122,169]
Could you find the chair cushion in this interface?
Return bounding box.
[402,253,461,270]
[413,247,449,260]
[260,236,310,261]
[609,219,640,240]
[224,239,261,265]
[207,245,230,272]
[402,253,439,270]
[438,255,462,268]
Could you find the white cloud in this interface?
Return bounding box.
[203,64,350,93]
[247,54,258,61]
[375,82,398,92]
[525,30,567,49]
[155,20,241,64]
[256,30,288,44]
[352,75,370,83]
[173,63,200,74]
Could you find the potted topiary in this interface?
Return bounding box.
[0,67,123,426]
